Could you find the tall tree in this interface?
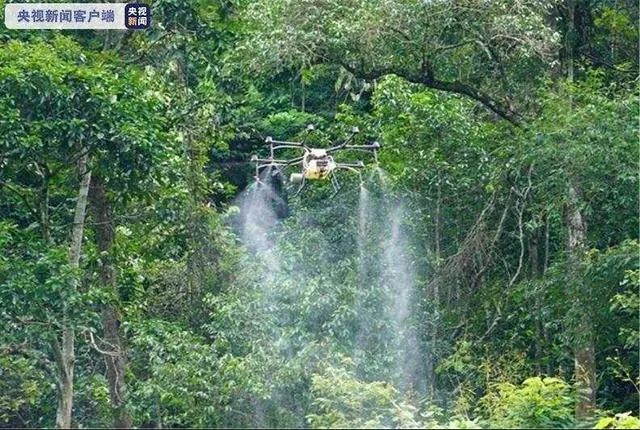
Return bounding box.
[238,0,563,124]
[0,36,170,427]
[54,153,91,428]
[89,175,131,428]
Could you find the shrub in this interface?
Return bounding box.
[479,377,575,428]
[306,363,426,429]
[594,412,640,429]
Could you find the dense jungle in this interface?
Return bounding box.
[0,0,638,428]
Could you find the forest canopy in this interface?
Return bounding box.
[0,0,638,428]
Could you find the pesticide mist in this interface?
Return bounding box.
[230,168,428,427]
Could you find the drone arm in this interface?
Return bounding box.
[269,140,306,147]
[265,124,314,150]
[326,127,361,153]
[251,156,292,164]
[339,141,381,152]
[263,135,310,157]
[271,143,309,152]
[326,137,355,153]
[335,161,365,169]
[283,155,305,166]
[251,151,303,183]
[345,142,380,151]
[251,155,305,168]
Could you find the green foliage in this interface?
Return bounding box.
[307,362,425,429]
[0,355,51,426]
[610,269,640,350]
[480,377,575,429]
[128,319,251,427]
[73,373,111,428]
[261,110,326,140]
[1,0,638,427]
[0,221,108,372]
[240,0,559,118]
[523,78,638,248]
[595,412,640,429]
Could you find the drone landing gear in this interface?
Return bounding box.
[330,172,341,197]
[290,173,306,198]
[330,164,363,197]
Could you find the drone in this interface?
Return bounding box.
[250,124,380,196]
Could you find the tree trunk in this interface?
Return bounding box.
[90,175,132,428]
[530,228,544,374]
[54,152,91,428]
[426,183,442,397]
[54,334,74,429]
[39,165,51,244]
[567,182,596,419]
[562,0,596,418]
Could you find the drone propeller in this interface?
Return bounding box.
[300,123,315,147]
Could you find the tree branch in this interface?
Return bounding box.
[338,61,522,126]
[0,180,38,218]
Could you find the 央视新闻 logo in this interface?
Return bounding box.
[124,3,149,29]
